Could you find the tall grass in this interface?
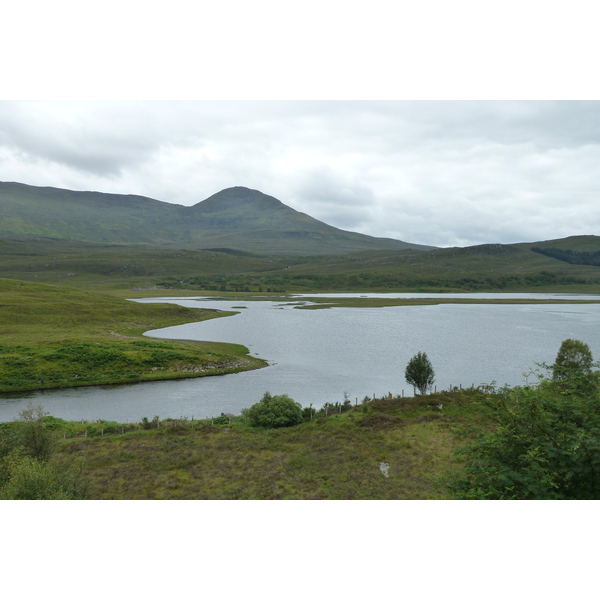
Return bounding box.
[51,389,489,500]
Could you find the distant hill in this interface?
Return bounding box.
[2,230,599,293]
[0,182,434,255]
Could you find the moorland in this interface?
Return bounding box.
[2,181,600,499]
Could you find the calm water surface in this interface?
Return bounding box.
[1,293,599,422]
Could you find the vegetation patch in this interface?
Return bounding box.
[46,389,482,499]
[3,234,600,294]
[0,278,266,392]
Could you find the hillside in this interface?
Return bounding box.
[1,234,600,293]
[0,181,433,255]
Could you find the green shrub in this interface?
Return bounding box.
[42,415,69,430]
[0,451,92,500]
[445,380,600,499]
[246,392,303,429]
[17,403,57,461]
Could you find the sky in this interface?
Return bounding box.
[2,2,599,249]
[2,99,600,248]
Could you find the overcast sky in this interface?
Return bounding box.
[2,100,599,248]
[2,2,600,249]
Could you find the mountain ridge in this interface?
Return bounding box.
[0,181,434,255]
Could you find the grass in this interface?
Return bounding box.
[2,234,600,295]
[50,389,489,499]
[0,278,266,392]
[290,296,600,309]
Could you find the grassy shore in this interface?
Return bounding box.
[3,277,597,394]
[0,278,266,393]
[49,389,487,499]
[290,296,600,309]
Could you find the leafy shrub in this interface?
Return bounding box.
[85,425,100,437]
[42,415,69,430]
[246,392,303,429]
[445,379,600,500]
[0,451,92,500]
[17,403,57,461]
[101,421,120,434]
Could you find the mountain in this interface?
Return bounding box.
[0,181,189,246]
[0,182,435,255]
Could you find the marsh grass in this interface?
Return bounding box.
[51,389,488,499]
[0,278,266,392]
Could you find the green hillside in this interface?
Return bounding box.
[185,186,433,254]
[1,180,599,293]
[0,182,432,255]
[1,234,600,293]
[0,181,187,245]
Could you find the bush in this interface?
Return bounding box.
[0,451,92,500]
[445,379,600,500]
[246,392,303,429]
[16,403,57,461]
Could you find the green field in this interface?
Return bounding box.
[42,389,487,499]
[0,278,266,393]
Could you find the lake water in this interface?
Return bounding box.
[1,293,600,422]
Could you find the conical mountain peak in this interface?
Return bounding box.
[193,186,288,212]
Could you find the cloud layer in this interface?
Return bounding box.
[1,100,598,247]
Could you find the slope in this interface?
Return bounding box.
[0,181,434,255]
[0,181,189,245]
[2,234,600,294]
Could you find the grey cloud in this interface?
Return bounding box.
[0,101,208,176]
[1,100,599,248]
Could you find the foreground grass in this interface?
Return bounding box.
[51,390,488,500]
[0,278,266,392]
